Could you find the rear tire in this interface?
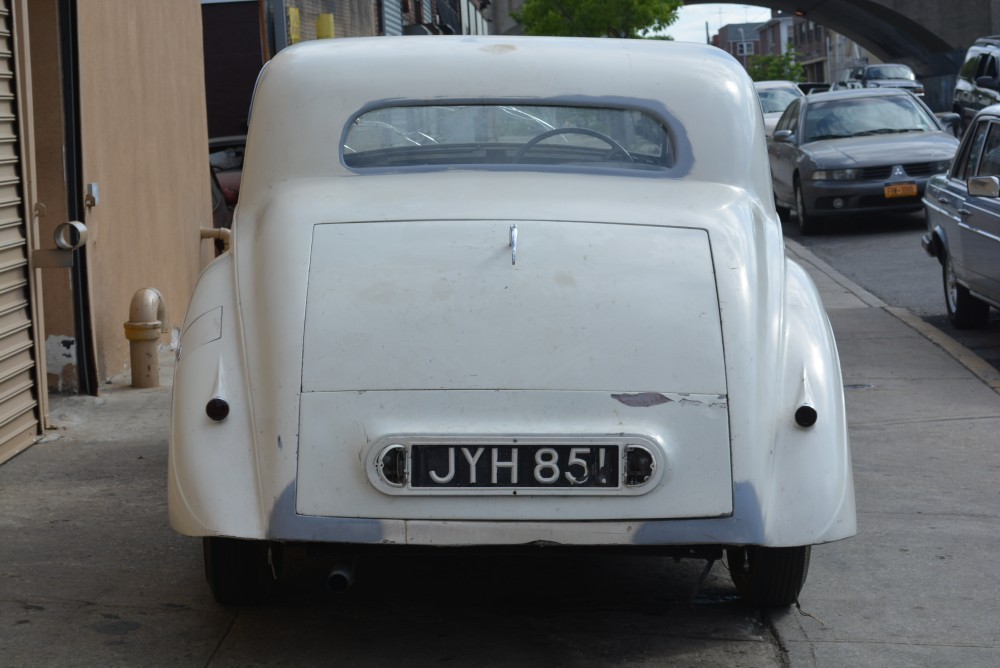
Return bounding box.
[203,537,282,605]
[727,545,811,608]
[775,199,791,222]
[795,179,822,235]
[943,251,990,329]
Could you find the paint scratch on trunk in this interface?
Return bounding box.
[611,392,728,409]
[611,392,673,407]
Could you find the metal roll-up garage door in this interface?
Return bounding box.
[0,0,41,464]
[382,0,402,35]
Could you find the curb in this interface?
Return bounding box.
[785,238,887,309]
[785,238,1000,394]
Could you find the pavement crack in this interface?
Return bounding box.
[762,609,791,668]
[204,613,239,667]
[787,638,1000,649]
[858,509,999,519]
[850,414,1000,427]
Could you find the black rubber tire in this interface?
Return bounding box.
[795,179,822,236]
[727,545,811,608]
[943,251,990,329]
[203,537,282,605]
[775,199,791,222]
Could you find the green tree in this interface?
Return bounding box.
[746,49,805,82]
[513,0,682,39]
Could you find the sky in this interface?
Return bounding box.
[665,4,773,44]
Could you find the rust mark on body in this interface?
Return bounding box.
[481,44,516,54]
[612,392,728,409]
[611,392,673,407]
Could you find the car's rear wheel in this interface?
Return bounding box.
[775,197,791,222]
[943,251,990,329]
[204,537,282,605]
[794,179,822,235]
[726,545,811,607]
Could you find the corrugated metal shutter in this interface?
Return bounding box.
[382,0,402,35]
[0,0,41,465]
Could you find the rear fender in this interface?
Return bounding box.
[762,259,856,545]
[927,224,949,266]
[168,254,264,537]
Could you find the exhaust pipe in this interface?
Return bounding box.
[794,367,818,428]
[327,561,356,593]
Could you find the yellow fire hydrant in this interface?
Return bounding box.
[123,288,167,388]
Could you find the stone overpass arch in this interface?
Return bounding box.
[686,0,1000,109]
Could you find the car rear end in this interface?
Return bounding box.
[295,215,732,527]
[169,36,855,606]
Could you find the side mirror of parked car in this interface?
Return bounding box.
[968,175,1000,197]
[772,129,794,143]
[936,112,962,137]
[975,75,1000,90]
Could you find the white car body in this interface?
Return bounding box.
[169,37,855,604]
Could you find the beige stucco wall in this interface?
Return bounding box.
[75,0,213,384]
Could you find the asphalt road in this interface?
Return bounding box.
[780,210,1000,372]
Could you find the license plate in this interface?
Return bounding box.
[410,444,620,489]
[884,183,918,198]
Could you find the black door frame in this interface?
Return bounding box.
[57,0,97,395]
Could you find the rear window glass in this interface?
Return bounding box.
[864,65,915,80]
[343,104,673,171]
[757,87,801,114]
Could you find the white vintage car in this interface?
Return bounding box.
[169,36,856,607]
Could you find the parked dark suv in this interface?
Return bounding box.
[953,37,1000,131]
[844,63,924,97]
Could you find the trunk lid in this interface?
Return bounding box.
[301,220,726,393]
[296,219,732,522]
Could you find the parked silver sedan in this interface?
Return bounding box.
[769,88,959,234]
[754,80,803,137]
[922,104,1000,328]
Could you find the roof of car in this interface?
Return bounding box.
[239,36,773,215]
[799,87,916,103]
[976,103,1000,119]
[754,80,802,91]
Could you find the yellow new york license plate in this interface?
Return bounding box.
[884,183,918,198]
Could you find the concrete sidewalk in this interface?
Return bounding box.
[777,240,1000,666]
[1,241,998,666]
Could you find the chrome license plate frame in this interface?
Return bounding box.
[410,443,621,490]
